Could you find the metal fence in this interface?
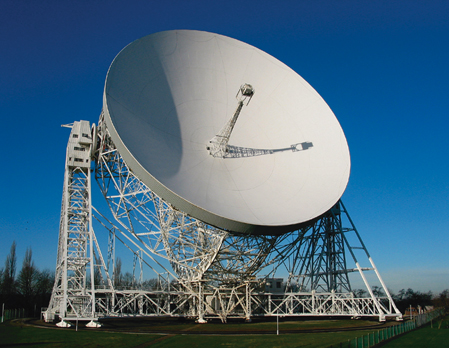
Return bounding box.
[1,308,27,322]
[330,309,445,348]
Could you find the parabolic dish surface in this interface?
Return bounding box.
[103,30,350,234]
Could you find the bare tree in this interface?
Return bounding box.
[94,265,102,286]
[35,269,54,295]
[142,278,158,290]
[122,272,133,288]
[16,247,39,314]
[433,289,449,311]
[353,289,367,298]
[17,247,38,298]
[395,289,406,301]
[372,285,385,297]
[114,257,122,288]
[2,241,17,295]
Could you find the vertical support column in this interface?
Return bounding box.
[60,168,69,320]
[311,290,316,314]
[88,167,96,320]
[245,282,252,322]
[197,281,206,323]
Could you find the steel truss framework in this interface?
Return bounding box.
[44,119,402,325]
[45,121,111,327]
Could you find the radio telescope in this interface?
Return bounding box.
[103,30,350,234]
[45,30,401,326]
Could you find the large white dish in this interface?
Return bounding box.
[103,30,350,235]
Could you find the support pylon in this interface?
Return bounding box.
[45,121,109,325]
[286,201,402,321]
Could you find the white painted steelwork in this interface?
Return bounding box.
[103,30,350,234]
[94,115,294,283]
[45,121,110,327]
[45,120,400,323]
[208,83,255,158]
[46,31,401,325]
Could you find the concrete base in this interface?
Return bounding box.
[86,320,102,328]
[56,320,72,328]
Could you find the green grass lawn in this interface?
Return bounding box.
[94,316,384,334]
[1,317,442,348]
[380,318,449,348]
[0,318,386,348]
[0,320,157,348]
[0,321,376,348]
[139,332,377,348]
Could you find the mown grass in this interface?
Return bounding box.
[143,331,378,348]
[96,316,384,334]
[0,320,156,348]
[380,317,449,348]
[0,317,415,348]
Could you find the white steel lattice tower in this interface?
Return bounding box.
[45,121,106,327]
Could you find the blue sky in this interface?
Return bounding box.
[1,0,448,294]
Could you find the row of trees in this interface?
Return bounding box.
[392,288,449,313]
[1,240,448,317]
[112,257,164,290]
[0,242,54,316]
[353,286,439,313]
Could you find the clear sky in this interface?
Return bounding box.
[1,0,448,294]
